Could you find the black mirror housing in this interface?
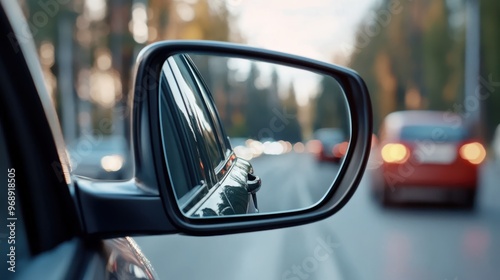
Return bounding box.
[132,40,372,235]
[73,40,372,238]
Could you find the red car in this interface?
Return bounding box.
[372,111,486,207]
[311,128,348,162]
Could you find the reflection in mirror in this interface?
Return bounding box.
[159,54,350,218]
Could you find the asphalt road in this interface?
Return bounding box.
[134,155,500,280]
[250,152,340,213]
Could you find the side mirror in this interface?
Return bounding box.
[134,40,371,234]
[73,41,371,237]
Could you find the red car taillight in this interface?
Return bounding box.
[459,142,486,164]
[333,141,349,158]
[381,143,410,164]
[307,139,322,154]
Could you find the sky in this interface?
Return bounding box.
[228,0,378,64]
[85,0,378,63]
[223,0,378,105]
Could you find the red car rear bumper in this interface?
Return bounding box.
[381,161,478,190]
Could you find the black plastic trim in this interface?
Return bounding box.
[74,178,178,238]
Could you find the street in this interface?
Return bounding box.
[134,155,500,280]
[250,153,340,213]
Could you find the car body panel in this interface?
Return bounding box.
[103,237,158,279]
[191,157,257,217]
[382,141,478,189]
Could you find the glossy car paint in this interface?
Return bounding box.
[191,157,259,217]
[103,237,157,279]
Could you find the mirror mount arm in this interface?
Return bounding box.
[246,173,261,194]
[73,178,179,238]
[246,173,261,211]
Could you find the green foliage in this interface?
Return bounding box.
[348,0,466,131]
[481,0,500,139]
[314,76,348,133]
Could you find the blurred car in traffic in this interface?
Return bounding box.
[230,137,255,161]
[311,128,348,162]
[67,135,132,180]
[372,110,486,208]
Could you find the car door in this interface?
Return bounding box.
[159,54,260,217]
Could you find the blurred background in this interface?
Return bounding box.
[19,0,500,178]
[19,0,500,279]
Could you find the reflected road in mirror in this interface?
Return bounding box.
[249,150,339,213]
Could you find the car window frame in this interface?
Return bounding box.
[172,55,227,171]
[169,55,233,185]
[160,54,241,213]
[183,55,233,159]
[168,56,219,187]
[159,61,210,209]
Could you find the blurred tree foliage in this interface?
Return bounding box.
[242,67,302,142]
[21,0,236,140]
[156,0,232,41]
[313,76,350,135]
[21,0,73,118]
[348,0,466,131]
[480,0,500,140]
[350,0,500,142]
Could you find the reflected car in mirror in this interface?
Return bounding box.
[311,128,349,163]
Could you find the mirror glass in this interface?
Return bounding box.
[159,54,350,218]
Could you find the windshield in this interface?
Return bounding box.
[400,125,468,142]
